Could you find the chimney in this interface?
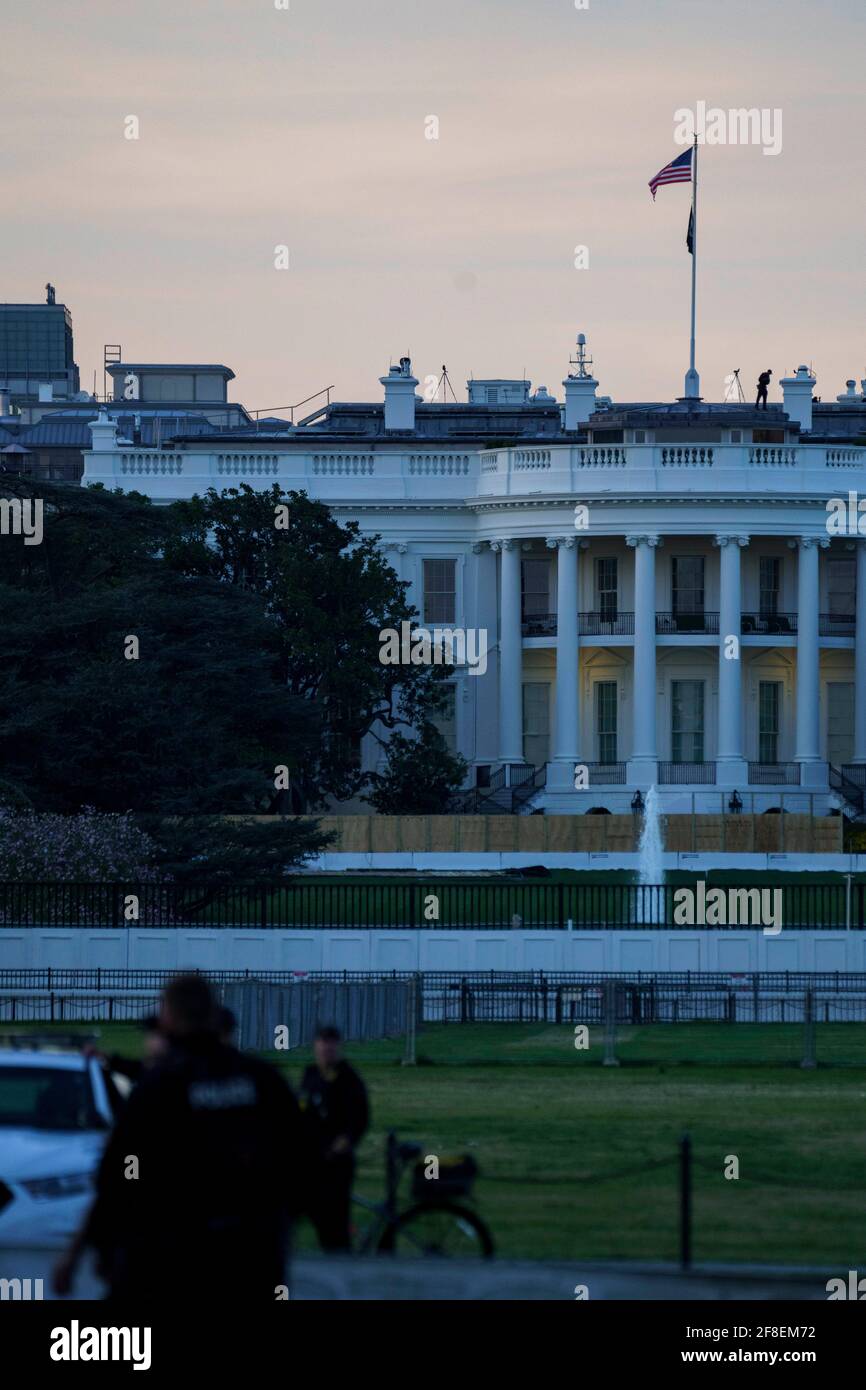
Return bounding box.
[780,365,816,432]
[379,356,418,431]
[88,410,119,452]
[562,333,598,431]
[836,379,859,403]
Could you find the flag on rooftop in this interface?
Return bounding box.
[648,147,694,200]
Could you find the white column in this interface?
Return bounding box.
[855,540,866,764]
[794,536,826,786]
[494,538,524,767]
[715,534,749,786]
[546,536,579,788]
[627,535,659,783]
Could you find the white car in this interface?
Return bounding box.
[0,1037,123,1249]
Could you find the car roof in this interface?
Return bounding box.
[0,1049,89,1070]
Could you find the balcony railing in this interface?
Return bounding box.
[741,612,798,636]
[522,612,557,637]
[748,763,801,785]
[659,762,716,784]
[656,612,719,635]
[585,762,627,784]
[579,612,635,636]
[819,613,855,637]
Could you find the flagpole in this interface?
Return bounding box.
[685,135,699,398]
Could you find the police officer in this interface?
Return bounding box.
[756,368,772,408]
[56,976,301,1302]
[299,1025,369,1252]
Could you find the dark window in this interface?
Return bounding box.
[423,559,456,625]
[595,557,618,619]
[672,557,704,616]
[596,681,617,763]
[759,557,780,617]
[759,681,781,764]
[671,680,704,763]
[521,558,551,618]
[827,557,855,617]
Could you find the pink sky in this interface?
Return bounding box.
[4,0,864,410]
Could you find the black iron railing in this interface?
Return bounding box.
[0,880,861,930]
[748,763,801,786]
[741,612,798,635]
[585,762,627,784]
[658,762,716,784]
[522,612,557,637]
[819,613,855,637]
[579,612,635,636]
[656,612,720,635]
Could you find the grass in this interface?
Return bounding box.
[9,1019,866,1267]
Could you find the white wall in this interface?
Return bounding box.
[1,928,864,974]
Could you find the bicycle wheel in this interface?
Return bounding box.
[377,1201,494,1259]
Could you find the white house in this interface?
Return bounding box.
[81,344,866,816]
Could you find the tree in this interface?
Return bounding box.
[364,724,468,814]
[0,480,318,815]
[166,485,456,810]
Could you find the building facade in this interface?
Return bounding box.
[81,347,866,815]
[0,287,80,407]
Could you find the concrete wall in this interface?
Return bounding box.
[2,927,864,974]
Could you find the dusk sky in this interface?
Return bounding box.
[5,0,864,410]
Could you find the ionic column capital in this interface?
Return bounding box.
[546,535,576,550]
[626,534,661,549]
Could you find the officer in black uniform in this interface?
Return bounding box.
[299,1025,369,1252]
[756,368,772,408]
[56,976,301,1302]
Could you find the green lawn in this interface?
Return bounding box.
[12,1019,866,1267]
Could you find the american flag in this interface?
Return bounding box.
[648,147,693,200]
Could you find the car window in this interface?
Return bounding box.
[0,1066,102,1131]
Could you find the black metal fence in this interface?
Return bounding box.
[0,880,862,930]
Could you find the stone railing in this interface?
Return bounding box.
[513,449,551,470]
[216,453,280,476]
[311,453,375,476]
[408,453,471,476]
[660,446,714,467]
[119,453,184,476]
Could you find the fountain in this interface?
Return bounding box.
[636,784,665,923]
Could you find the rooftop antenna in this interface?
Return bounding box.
[45,282,55,306]
[723,368,745,404]
[569,332,593,379]
[435,364,457,403]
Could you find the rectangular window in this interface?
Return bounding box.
[671,680,704,763]
[423,559,456,625]
[521,558,551,618]
[595,557,618,620]
[671,557,704,629]
[522,682,550,768]
[827,557,856,617]
[430,683,457,754]
[595,681,617,764]
[758,681,781,764]
[759,557,780,617]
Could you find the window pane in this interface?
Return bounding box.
[595,681,617,763]
[521,559,551,617]
[672,557,704,615]
[423,559,456,624]
[759,557,780,616]
[596,558,618,618]
[758,681,780,764]
[671,680,704,763]
[827,558,855,617]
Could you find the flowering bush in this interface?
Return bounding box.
[0,808,160,883]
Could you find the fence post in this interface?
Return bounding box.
[679,1133,692,1270]
[602,981,619,1066]
[401,975,418,1066]
[801,988,817,1069]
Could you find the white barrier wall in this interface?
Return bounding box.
[1,929,865,974]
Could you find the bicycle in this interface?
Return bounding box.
[351,1130,495,1258]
